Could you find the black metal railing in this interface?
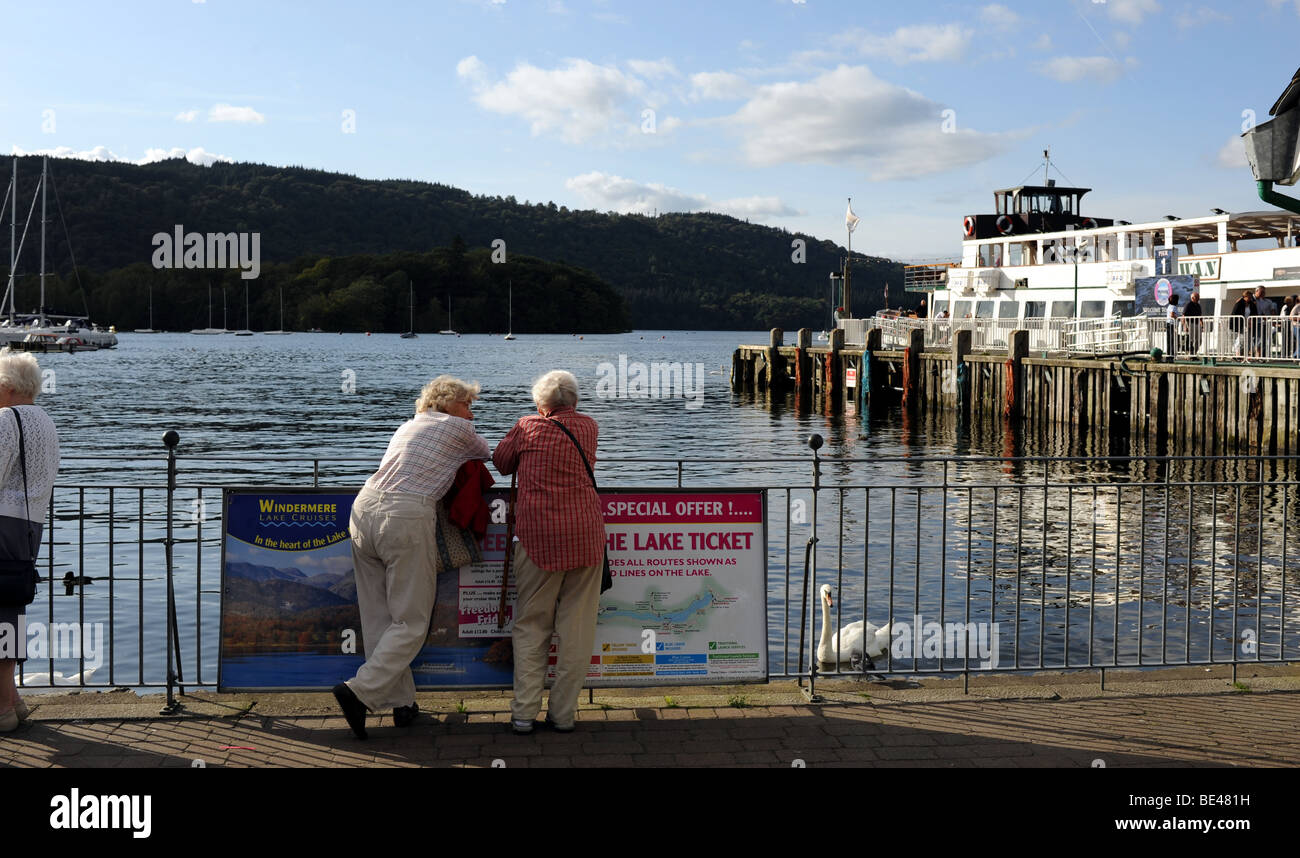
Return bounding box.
[18,435,1299,706]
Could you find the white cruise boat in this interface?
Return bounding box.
[871,179,1300,360]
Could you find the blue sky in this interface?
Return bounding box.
[2,0,1298,260]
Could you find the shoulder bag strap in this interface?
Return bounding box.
[547,416,597,490]
[8,407,36,561]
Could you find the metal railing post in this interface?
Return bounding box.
[160,430,184,715]
[800,434,824,703]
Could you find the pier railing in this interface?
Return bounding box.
[16,448,1299,704]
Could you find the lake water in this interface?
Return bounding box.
[16,330,1300,688]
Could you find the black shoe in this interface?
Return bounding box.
[332,683,368,740]
[544,716,575,733]
[393,703,419,728]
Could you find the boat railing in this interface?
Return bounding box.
[836,314,1300,361]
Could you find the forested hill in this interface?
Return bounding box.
[5,156,905,330]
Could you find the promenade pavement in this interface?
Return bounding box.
[3,666,1298,768]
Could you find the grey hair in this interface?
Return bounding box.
[0,348,43,400]
[532,370,579,412]
[415,375,481,414]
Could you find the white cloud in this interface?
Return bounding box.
[1038,55,1129,84]
[1106,0,1160,26]
[1175,6,1230,29]
[688,71,753,101]
[565,171,799,219]
[841,24,971,64]
[457,57,647,143]
[208,103,265,124]
[721,65,1014,180]
[1032,34,1052,51]
[175,109,198,123]
[627,58,678,79]
[1216,135,1248,169]
[1266,0,1300,13]
[11,145,234,167]
[456,55,489,86]
[979,4,1022,31]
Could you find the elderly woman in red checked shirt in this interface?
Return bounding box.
[493,370,605,735]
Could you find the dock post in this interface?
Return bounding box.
[827,327,844,410]
[765,328,784,393]
[952,328,972,421]
[795,328,812,406]
[865,327,883,412]
[730,349,743,392]
[1007,330,1028,420]
[903,327,923,410]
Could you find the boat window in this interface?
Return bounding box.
[1112,301,1137,317]
[954,300,972,318]
[998,301,1020,319]
[1051,300,1075,318]
[1008,243,1023,266]
[1200,298,1217,316]
[932,300,948,316]
[1080,301,1106,318]
[976,301,995,319]
[1024,301,1046,318]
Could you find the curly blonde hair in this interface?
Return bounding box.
[416,375,481,414]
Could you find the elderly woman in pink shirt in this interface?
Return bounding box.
[333,375,489,740]
[494,370,605,735]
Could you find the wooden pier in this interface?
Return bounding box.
[733,328,1300,454]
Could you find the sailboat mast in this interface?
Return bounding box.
[8,159,15,322]
[39,156,47,326]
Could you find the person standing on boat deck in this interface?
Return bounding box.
[1290,295,1300,359]
[1255,287,1277,357]
[494,370,605,735]
[333,375,489,740]
[1230,290,1254,356]
[0,349,59,733]
[916,298,928,319]
[1164,294,1182,359]
[1183,292,1203,356]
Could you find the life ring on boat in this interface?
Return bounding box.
[996,215,1014,235]
[1080,217,1097,230]
[963,216,976,237]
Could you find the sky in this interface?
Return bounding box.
[2,0,1298,261]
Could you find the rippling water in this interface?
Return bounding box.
[17,331,1299,687]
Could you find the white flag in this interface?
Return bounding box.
[845,202,860,233]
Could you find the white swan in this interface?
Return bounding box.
[816,584,891,671]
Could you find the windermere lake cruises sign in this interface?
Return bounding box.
[1177,256,1220,281]
[218,487,768,691]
